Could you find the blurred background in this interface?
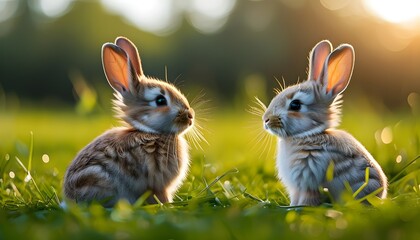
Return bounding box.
[0,0,419,196]
[0,0,419,110]
[0,0,420,176]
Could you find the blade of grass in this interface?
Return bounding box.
[197,168,239,196]
[15,156,46,202]
[28,131,33,172]
[389,155,420,184]
[352,167,370,198]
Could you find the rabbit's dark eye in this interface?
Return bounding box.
[155,95,167,106]
[289,99,301,111]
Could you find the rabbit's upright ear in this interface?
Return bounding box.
[308,40,332,81]
[102,43,137,95]
[115,37,144,77]
[320,44,354,97]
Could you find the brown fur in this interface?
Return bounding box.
[64,128,189,206]
[63,37,193,207]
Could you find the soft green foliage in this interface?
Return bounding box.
[0,103,419,239]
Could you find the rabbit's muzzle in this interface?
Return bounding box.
[175,108,194,127]
[264,115,282,131]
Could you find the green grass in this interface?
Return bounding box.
[0,100,419,239]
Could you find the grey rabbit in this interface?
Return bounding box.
[263,40,387,206]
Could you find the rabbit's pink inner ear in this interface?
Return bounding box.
[324,45,354,96]
[308,40,332,81]
[115,37,143,77]
[102,44,131,93]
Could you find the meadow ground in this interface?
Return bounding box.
[0,97,419,239]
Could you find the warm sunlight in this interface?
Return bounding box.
[34,0,74,18]
[187,0,236,34]
[0,0,19,23]
[101,0,236,35]
[101,0,178,35]
[363,0,420,24]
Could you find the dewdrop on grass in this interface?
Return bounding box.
[24,173,32,182]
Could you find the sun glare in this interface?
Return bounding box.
[32,0,74,18]
[0,0,19,23]
[100,0,236,35]
[101,0,179,35]
[363,0,420,24]
[187,0,236,34]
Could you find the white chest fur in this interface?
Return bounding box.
[276,138,295,191]
[276,138,328,193]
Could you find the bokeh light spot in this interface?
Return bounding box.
[42,154,50,163]
[188,0,236,34]
[9,171,15,179]
[0,0,19,23]
[33,0,74,18]
[375,29,412,52]
[101,0,180,35]
[191,0,235,19]
[380,126,393,144]
[407,92,419,108]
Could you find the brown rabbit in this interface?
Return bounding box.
[63,37,194,207]
[263,40,387,206]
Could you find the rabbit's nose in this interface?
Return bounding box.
[176,109,194,126]
[263,118,270,130]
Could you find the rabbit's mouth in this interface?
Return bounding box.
[173,109,194,132]
[264,115,284,136]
